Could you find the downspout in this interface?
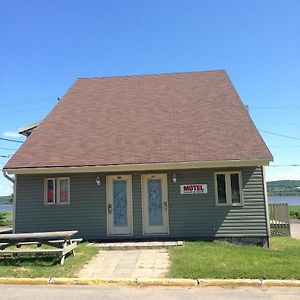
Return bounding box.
[3,171,15,184]
[262,166,270,248]
[3,171,16,233]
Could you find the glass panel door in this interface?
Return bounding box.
[113,180,128,226]
[107,175,132,236]
[148,179,163,226]
[142,174,169,235]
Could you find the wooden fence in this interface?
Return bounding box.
[269,203,290,236]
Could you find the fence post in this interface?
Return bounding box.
[269,202,290,236]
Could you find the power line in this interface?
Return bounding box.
[250,106,300,110]
[1,105,53,115]
[0,147,17,151]
[0,95,58,107]
[268,164,300,167]
[0,155,12,158]
[270,145,300,148]
[259,129,300,141]
[257,122,300,126]
[0,137,23,143]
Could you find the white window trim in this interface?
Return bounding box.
[214,171,243,206]
[44,178,56,205]
[44,177,70,205]
[57,177,71,205]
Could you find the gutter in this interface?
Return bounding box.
[2,171,15,183]
[4,159,271,175]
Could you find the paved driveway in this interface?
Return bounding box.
[79,248,169,278]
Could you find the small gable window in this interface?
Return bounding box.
[45,178,70,205]
[214,172,243,206]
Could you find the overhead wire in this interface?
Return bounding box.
[1,105,53,115]
[0,137,23,143]
[259,129,300,141]
[0,147,18,151]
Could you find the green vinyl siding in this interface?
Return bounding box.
[14,167,267,239]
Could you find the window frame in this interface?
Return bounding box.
[56,177,71,205]
[214,171,243,206]
[44,177,70,205]
[44,178,56,205]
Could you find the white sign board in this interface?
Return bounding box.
[180,184,207,194]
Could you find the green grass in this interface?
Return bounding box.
[0,243,98,278]
[289,205,300,219]
[169,237,300,279]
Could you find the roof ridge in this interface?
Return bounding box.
[77,69,226,80]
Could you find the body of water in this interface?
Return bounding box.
[0,204,13,212]
[268,195,300,206]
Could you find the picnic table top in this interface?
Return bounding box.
[0,230,78,242]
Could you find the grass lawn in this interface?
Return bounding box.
[169,237,300,279]
[0,243,98,278]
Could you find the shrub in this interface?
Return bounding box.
[0,212,6,226]
[290,210,300,219]
[0,212,11,226]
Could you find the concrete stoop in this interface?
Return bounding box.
[89,241,183,250]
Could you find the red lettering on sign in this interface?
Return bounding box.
[180,184,207,194]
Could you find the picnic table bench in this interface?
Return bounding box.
[0,230,82,265]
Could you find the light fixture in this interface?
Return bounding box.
[172,172,177,183]
[96,176,101,186]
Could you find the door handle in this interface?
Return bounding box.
[163,202,168,211]
[108,204,112,214]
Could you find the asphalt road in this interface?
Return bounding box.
[0,285,300,300]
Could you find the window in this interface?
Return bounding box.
[214,172,243,206]
[45,178,55,204]
[57,178,70,204]
[45,177,70,205]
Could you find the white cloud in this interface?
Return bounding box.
[3,131,20,138]
[265,167,300,182]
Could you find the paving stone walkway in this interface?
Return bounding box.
[79,248,170,278]
[290,222,300,239]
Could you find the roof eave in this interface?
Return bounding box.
[4,159,271,175]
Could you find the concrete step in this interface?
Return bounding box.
[90,241,183,250]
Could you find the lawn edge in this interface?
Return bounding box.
[0,277,300,287]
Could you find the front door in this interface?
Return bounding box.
[106,175,133,236]
[141,174,169,235]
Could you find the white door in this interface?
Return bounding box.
[106,175,133,236]
[141,174,169,235]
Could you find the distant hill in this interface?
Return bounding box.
[0,196,13,204]
[267,180,300,196]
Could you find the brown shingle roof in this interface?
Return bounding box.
[4,70,273,170]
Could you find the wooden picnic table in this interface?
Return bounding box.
[0,230,82,265]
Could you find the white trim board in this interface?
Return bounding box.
[4,159,271,174]
[13,174,17,233]
[262,166,271,239]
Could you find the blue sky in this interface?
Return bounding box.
[0,0,300,195]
